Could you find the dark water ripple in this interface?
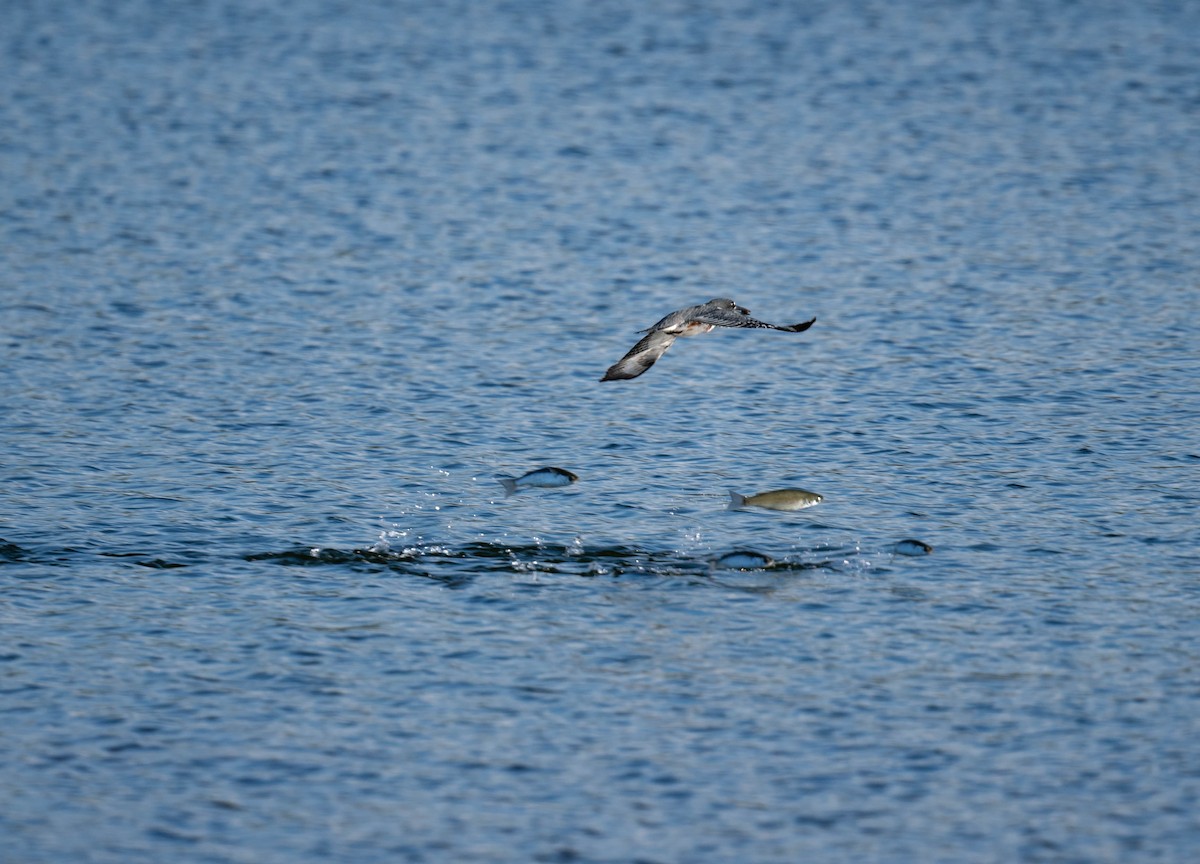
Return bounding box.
[4,1,1200,861]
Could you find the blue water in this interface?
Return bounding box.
[3,1,1199,861]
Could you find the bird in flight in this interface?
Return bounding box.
[600,298,815,381]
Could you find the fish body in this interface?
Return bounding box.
[728,488,823,512]
[601,297,816,381]
[893,539,933,556]
[714,550,775,570]
[496,466,579,496]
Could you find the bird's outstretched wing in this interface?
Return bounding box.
[692,307,817,333]
[772,317,817,333]
[600,330,678,381]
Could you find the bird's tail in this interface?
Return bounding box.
[497,476,519,496]
[727,490,746,510]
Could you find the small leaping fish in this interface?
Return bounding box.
[713,550,776,570]
[892,539,934,556]
[728,488,823,512]
[601,297,815,381]
[496,467,579,496]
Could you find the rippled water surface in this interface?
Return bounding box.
[3,1,1199,861]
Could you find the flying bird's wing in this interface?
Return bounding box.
[691,307,817,332]
[772,317,817,333]
[600,330,678,381]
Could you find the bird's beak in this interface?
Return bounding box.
[737,306,750,315]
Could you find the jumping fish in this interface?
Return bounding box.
[713,550,775,570]
[601,298,816,381]
[496,467,579,496]
[893,539,933,556]
[728,488,823,512]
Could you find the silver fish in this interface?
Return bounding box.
[496,466,579,496]
[893,539,934,556]
[713,550,775,570]
[601,297,816,381]
[728,488,823,512]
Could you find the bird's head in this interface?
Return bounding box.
[709,298,749,315]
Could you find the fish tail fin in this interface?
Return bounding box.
[727,490,746,510]
[497,476,518,496]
